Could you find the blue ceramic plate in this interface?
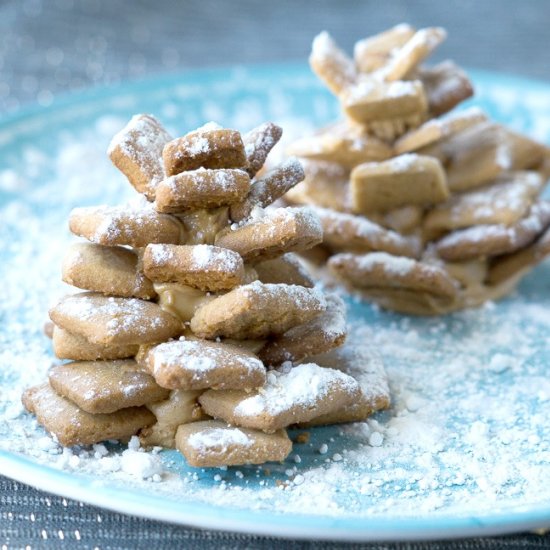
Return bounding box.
[1,64,550,541]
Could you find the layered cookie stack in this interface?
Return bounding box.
[286,25,550,314]
[23,117,390,468]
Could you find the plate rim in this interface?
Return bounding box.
[1,62,550,541]
[2,450,550,542]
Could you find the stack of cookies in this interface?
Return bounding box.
[285,25,550,314]
[23,117,390,468]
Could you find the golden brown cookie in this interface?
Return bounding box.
[230,158,306,222]
[254,253,315,287]
[313,205,422,258]
[487,226,550,286]
[419,123,545,192]
[309,31,357,96]
[176,420,292,467]
[215,207,323,263]
[199,363,362,433]
[286,122,392,169]
[144,338,266,391]
[154,168,251,213]
[394,107,487,154]
[143,244,245,291]
[107,114,172,200]
[62,242,156,300]
[329,252,459,314]
[162,126,247,176]
[140,389,207,448]
[435,201,550,261]
[259,294,347,365]
[49,292,182,346]
[242,122,283,178]
[52,326,139,361]
[48,360,170,414]
[341,79,427,128]
[376,27,447,82]
[69,204,183,248]
[354,24,416,73]
[351,154,448,213]
[416,61,474,116]
[299,342,390,426]
[424,171,545,240]
[22,383,155,447]
[190,282,327,340]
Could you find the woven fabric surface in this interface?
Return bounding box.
[2,1,550,548]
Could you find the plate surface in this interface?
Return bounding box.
[1,63,550,542]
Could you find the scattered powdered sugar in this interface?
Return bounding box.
[188,427,252,453]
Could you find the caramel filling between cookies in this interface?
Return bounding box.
[154,283,215,322]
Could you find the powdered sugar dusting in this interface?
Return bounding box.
[187,427,253,453]
[234,363,359,418]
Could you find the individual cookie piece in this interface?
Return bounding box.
[299,343,390,426]
[329,252,459,314]
[284,159,351,212]
[351,154,448,213]
[286,123,392,169]
[419,123,546,192]
[62,243,156,300]
[254,253,314,288]
[190,282,327,340]
[199,363,362,433]
[162,125,247,176]
[52,326,139,361]
[143,244,245,292]
[242,122,283,178]
[176,420,292,467]
[107,114,172,200]
[144,339,266,391]
[215,207,323,263]
[259,294,346,365]
[435,201,550,261]
[354,24,416,73]
[140,389,207,448]
[49,292,182,346]
[487,226,550,286]
[423,171,545,240]
[313,206,422,258]
[154,168,251,213]
[22,383,155,447]
[341,79,427,128]
[69,204,183,248]
[375,27,447,82]
[309,31,357,96]
[48,360,170,414]
[394,107,487,154]
[416,61,474,116]
[230,158,306,222]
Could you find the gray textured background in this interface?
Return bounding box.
[2,0,550,548]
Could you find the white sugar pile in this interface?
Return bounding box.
[1,112,550,520]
